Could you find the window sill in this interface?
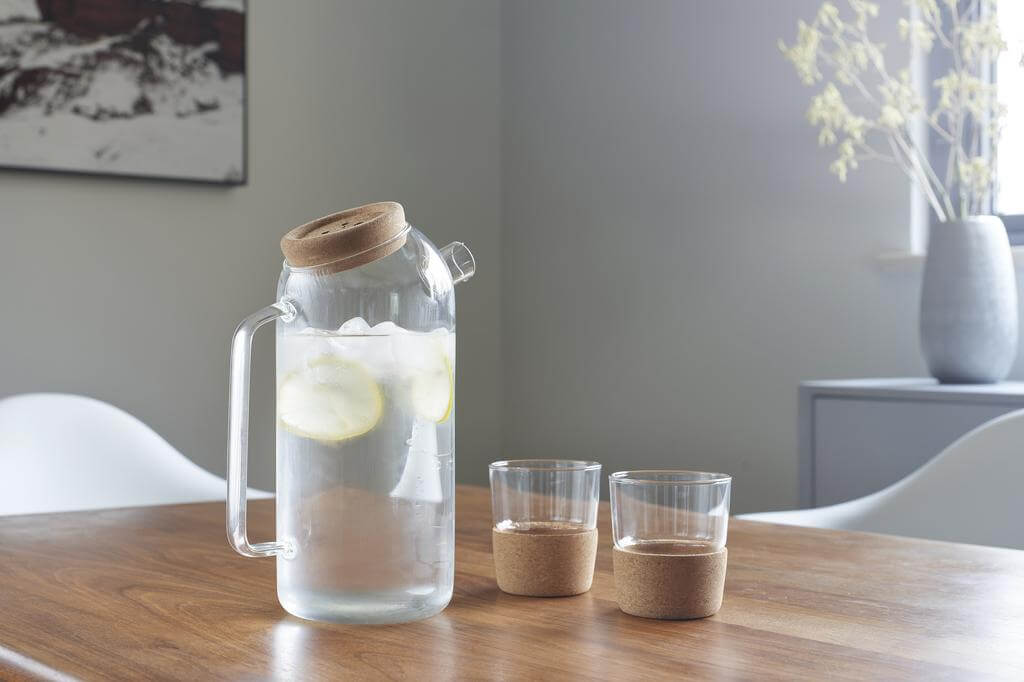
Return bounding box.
[877,246,1024,271]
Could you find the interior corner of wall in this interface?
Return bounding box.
[909,184,929,255]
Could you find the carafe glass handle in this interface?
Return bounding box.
[226,299,296,558]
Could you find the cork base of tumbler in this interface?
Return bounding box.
[612,546,727,619]
[492,526,597,597]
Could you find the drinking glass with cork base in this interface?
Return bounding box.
[610,470,731,619]
[489,460,601,597]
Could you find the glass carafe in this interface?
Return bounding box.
[226,202,474,624]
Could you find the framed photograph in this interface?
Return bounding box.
[0,0,246,184]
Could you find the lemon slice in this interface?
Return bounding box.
[278,355,383,442]
[410,343,454,423]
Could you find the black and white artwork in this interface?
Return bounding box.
[0,0,245,184]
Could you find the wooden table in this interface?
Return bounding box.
[1,485,1022,680]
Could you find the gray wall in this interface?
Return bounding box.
[5,1,1022,512]
[0,0,502,491]
[500,0,1024,513]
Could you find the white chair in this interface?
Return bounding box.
[0,393,271,515]
[739,408,1024,550]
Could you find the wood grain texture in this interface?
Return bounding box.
[0,485,1022,680]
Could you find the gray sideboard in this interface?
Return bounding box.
[799,378,1024,508]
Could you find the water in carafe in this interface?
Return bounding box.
[276,319,455,623]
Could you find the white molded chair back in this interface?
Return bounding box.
[0,393,271,515]
[740,409,1024,549]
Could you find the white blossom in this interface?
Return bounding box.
[830,138,860,181]
[959,156,990,187]
[807,83,868,145]
[779,21,822,85]
[898,18,935,53]
[876,68,923,132]
[879,105,904,128]
[817,2,842,29]
[849,0,880,31]
[909,0,940,26]
[959,16,1006,62]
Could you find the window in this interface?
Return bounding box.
[921,1,1023,243]
[996,1,1024,241]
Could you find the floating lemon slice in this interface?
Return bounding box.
[278,355,383,442]
[410,343,454,423]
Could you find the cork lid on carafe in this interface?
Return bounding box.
[280,201,408,273]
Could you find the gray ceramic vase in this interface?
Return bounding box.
[920,216,1018,384]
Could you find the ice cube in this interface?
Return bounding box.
[390,419,442,504]
[337,317,371,334]
[296,326,336,336]
[280,329,337,372]
[370,320,402,336]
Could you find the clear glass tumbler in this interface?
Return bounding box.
[609,470,731,619]
[488,460,601,596]
[609,470,731,553]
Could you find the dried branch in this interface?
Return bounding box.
[779,0,1010,222]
